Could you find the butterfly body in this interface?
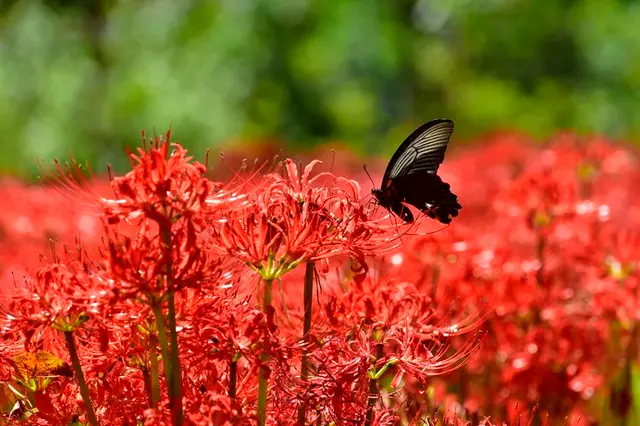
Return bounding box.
[372,119,461,224]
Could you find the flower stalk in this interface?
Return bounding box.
[257,278,274,426]
[64,330,99,426]
[166,290,184,425]
[229,357,238,399]
[297,261,315,425]
[149,341,161,407]
[152,301,174,410]
[364,342,385,426]
[159,222,184,425]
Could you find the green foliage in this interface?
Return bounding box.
[1,0,640,176]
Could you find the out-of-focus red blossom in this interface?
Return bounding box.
[0,179,104,298]
[379,134,640,424]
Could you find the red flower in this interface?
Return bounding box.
[104,218,229,299]
[41,131,252,227]
[209,158,399,281]
[0,259,106,340]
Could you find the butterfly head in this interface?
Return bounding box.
[371,188,389,206]
[372,186,415,223]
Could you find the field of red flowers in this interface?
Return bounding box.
[1,130,639,425]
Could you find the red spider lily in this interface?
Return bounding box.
[21,134,266,425]
[319,276,485,370]
[176,287,283,393]
[102,138,217,226]
[39,130,255,226]
[104,218,232,300]
[184,391,244,425]
[276,274,487,425]
[208,158,402,281]
[0,260,106,340]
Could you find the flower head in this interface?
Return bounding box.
[210,158,400,281]
[0,259,106,341]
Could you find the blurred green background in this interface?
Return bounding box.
[1,0,640,177]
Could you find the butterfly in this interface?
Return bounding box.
[372,118,461,224]
[11,350,73,382]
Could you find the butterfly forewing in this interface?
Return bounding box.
[385,119,454,181]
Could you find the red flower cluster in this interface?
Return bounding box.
[385,133,640,424]
[208,158,398,281]
[0,129,637,426]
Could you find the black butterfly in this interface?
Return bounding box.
[372,118,461,224]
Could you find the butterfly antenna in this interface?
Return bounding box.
[393,213,406,244]
[436,222,452,234]
[422,213,452,235]
[403,216,452,237]
[362,164,376,189]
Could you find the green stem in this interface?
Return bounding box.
[152,302,173,410]
[166,291,184,425]
[161,226,183,425]
[257,279,274,426]
[229,358,238,399]
[297,261,315,425]
[149,347,161,407]
[64,331,99,426]
[364,343,384,426]
[142,366,153,407]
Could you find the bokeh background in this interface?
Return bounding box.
[2,0,640,177]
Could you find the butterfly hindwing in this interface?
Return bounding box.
[390,171,461,224]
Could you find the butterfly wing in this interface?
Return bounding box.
[382,119,454,186]
[12,351,73,381]
[390,171,461,224]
